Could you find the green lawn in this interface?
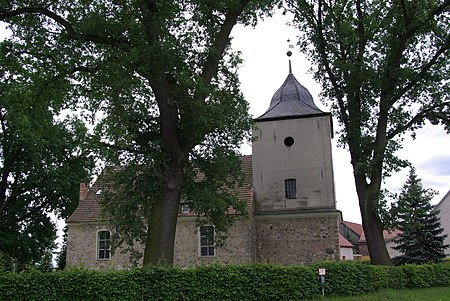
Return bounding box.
[308,286,450,301]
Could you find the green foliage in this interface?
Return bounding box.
[390,168,449,265]
[0,262,449,300]
[369,265,390,290]
[0,36,93,270]
[312,261,376,295]
[55,226,68,270]
[313,261,450,297]
[432,260,450,286]
[387,266,408,289]
[0,251,13,272]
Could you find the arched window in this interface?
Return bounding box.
[97,230,111,260]
[284,178,297,199]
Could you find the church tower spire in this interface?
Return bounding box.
[255,38,326,122]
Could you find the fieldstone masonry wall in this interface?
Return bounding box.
[254,213,340,265]
[174,218,253,267]
[67,215,340,269]
[67,223,135,269]
[67,218,253,269]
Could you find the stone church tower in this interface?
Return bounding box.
[252,58,341,264]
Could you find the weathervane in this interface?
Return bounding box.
[287,38,294,74]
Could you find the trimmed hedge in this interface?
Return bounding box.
[0,261,449,300]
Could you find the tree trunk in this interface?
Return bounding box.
[139,0,251,266]
[356,178,392,265]
[143,71,186,266]
[143,159,184,266]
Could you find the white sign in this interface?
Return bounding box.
[318,268,326,276]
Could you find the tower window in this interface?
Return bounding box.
[285,178,297,199]
[284,136,295,147]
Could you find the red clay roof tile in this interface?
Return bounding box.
[67,156,253,223]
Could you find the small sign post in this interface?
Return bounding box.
[318,268,326,297]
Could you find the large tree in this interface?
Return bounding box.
[0,38,92,270]
[0,0,278,266]
[390,168,448,265]
[287,0,449,265]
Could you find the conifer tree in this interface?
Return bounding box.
[391,168,448,265]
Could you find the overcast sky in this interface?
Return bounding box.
[231,11,450,223]
[1,11,449,225]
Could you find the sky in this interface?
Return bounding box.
[1,11,449,225]
[230,11,450,223]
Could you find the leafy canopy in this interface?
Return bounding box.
[0,36,92,270]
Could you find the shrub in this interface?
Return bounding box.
[370,265,390,290]
[0,261,449,300]
[387,266,408,289]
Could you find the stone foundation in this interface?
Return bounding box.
[254,212,341,265]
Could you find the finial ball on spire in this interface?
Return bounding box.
[287,50,292,57]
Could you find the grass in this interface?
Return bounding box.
[308,286,450,301]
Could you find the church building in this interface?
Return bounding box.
[66,58,342,269]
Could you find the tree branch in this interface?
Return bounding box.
[399,0,410,29]
[95,140,142,156]
[382,0,449,103]
[200,0,250,84]
[387,101,450,139]
[33,65,102,100]
[0,150,20,218]
[15,194,52,221]
[389,38,450,107]
[355,0,366,60]
[0,7,126,46]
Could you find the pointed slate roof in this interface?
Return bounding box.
[255,64,327,121]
